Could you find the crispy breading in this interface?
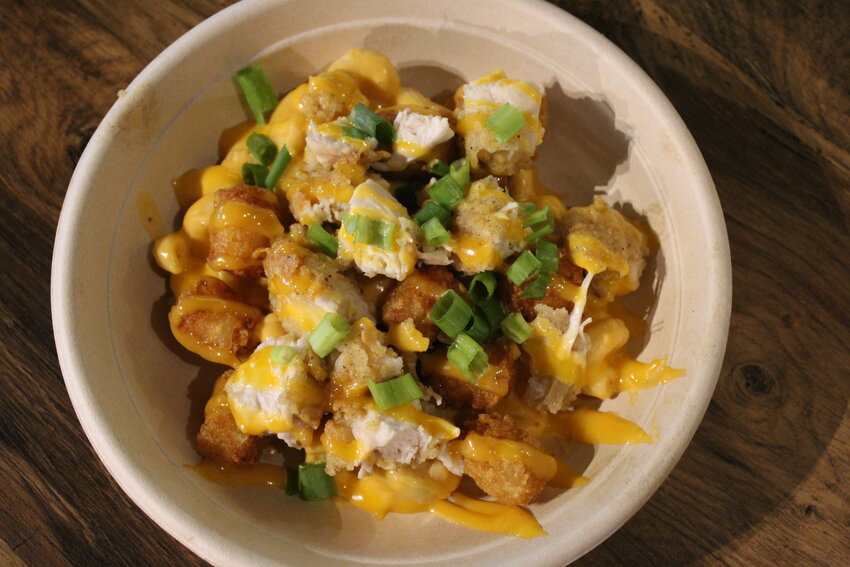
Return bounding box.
[196,372,269,464]
[426,342,518,410]
[502,248,586,321]
[170,276,262,365]
[462,414,549,506]
[381,265,464,340]
[300,70,368,123]
[207,185,283,278]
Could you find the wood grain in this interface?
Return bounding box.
[1,1,847,565]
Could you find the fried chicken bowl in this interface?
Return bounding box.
[52,2,730,566]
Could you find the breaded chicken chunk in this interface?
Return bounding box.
[461,414,554,506]
[196,372,269,464]
[207,185,283,277]
[300,70,369,123]
[502,247,586,321]
[168,276,262,367]
[381,265,464,340]
[423,342,519,410]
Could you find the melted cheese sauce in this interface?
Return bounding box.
[189,459,286,488]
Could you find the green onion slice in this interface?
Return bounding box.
[523,205,551,228]
[429,290,473,338]
[422,217,450,247]
[428,175,466,209]
[307,223,339,257]
[264,144,292,189]
[429,159,450,177]
[506,250,542,286]
[348,215,396,250]
[235,66,278,126]
[525,223,554,243]
[477,296,506,331]
[309,312,351,357]
[501,313,532,344]
[518,202,537,215]
[341,125,369,140]
[535,240,559,273]
[468,271,498,304]
[297,462,337,501]
[521,272,552,300]
[242,162,268,186]
[465,310,492,342]
[246,133,278,166]
[447,333,489,383]
[485,102,527,144]
[269,345,297,365]
[348,103,396,146]
[449,158,470,188]
[413,201,451,226]
[367,373,424,411]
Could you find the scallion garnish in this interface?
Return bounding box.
[269,345,296,365]
[523,205,551,228]
[477,296,506,330]
[242,162,268,186]
[465,310,492,342]
[341,125,369,140]
[246,133,278,166]
[307,223,339,257]
[264,144,292,189]
[506,250,542,286]
[428,175,466,209]
[348,214,396,250]
[447,333,489,383]
[309,312,351,357]
[413,201,451,226]
[297,462,337,501]
[501,313,532,344]
[525,223,554,243]
[521,272,552,300]
[468,271,498,304]
[485,102,527,144]
[422,217,450,247]
[348,103,396,146]
[429,290,473,338]
[518,202,537,215]
[367,373,424,411]
[449,158,470,188]
[429,159,450,177]
[535,240,559,273]
[235,66,278,126]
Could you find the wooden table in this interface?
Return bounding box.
[2,1,848,565]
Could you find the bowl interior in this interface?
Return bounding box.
[53,1,730,566]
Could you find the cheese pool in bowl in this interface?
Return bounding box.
[52,2,730,565]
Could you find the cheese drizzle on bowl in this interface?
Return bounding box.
[153,49,683,538]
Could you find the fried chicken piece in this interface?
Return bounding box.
[381,265,464,340]
[300,70,369,123]
[196,372,269,464]
[207,185,283,277]
[168,276,262,367]
[502,248,586,321]
[461,414,553,506]
[424,342,519,410]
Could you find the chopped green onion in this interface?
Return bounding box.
[485,102,526,144]
[307,223,339,257]
[413,201,451,226]
[297,462,337,501]
[521,272,552,299]
[506,250,542,285]
[523,205,551,228]
[477,296,506,331]
[349,215,396,250]
[285,465,299,496]
[242,162,268,186]
[535,240,559,273]
[447,333,489,383]
[468,272,498,304]
[449,158,470,188]
[518,202,537,214]
[269,345,297,365]
[246,133,277,166]
[264,144,292,189]
[235,66,278,126]
[501,313,532,344]
[465,310,491,342]
[525,223,554,243]
[422,217,450,247]
[428,175,465,209]
[429,159,450,177]
[341,125,369,140]
[348,103,396,146]
[367,373,424,411]
[429,290,473,338]
[309,312,351,357]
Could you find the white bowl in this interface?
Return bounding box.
[51,0,731,565]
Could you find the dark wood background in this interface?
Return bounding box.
[2,1,848,565]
